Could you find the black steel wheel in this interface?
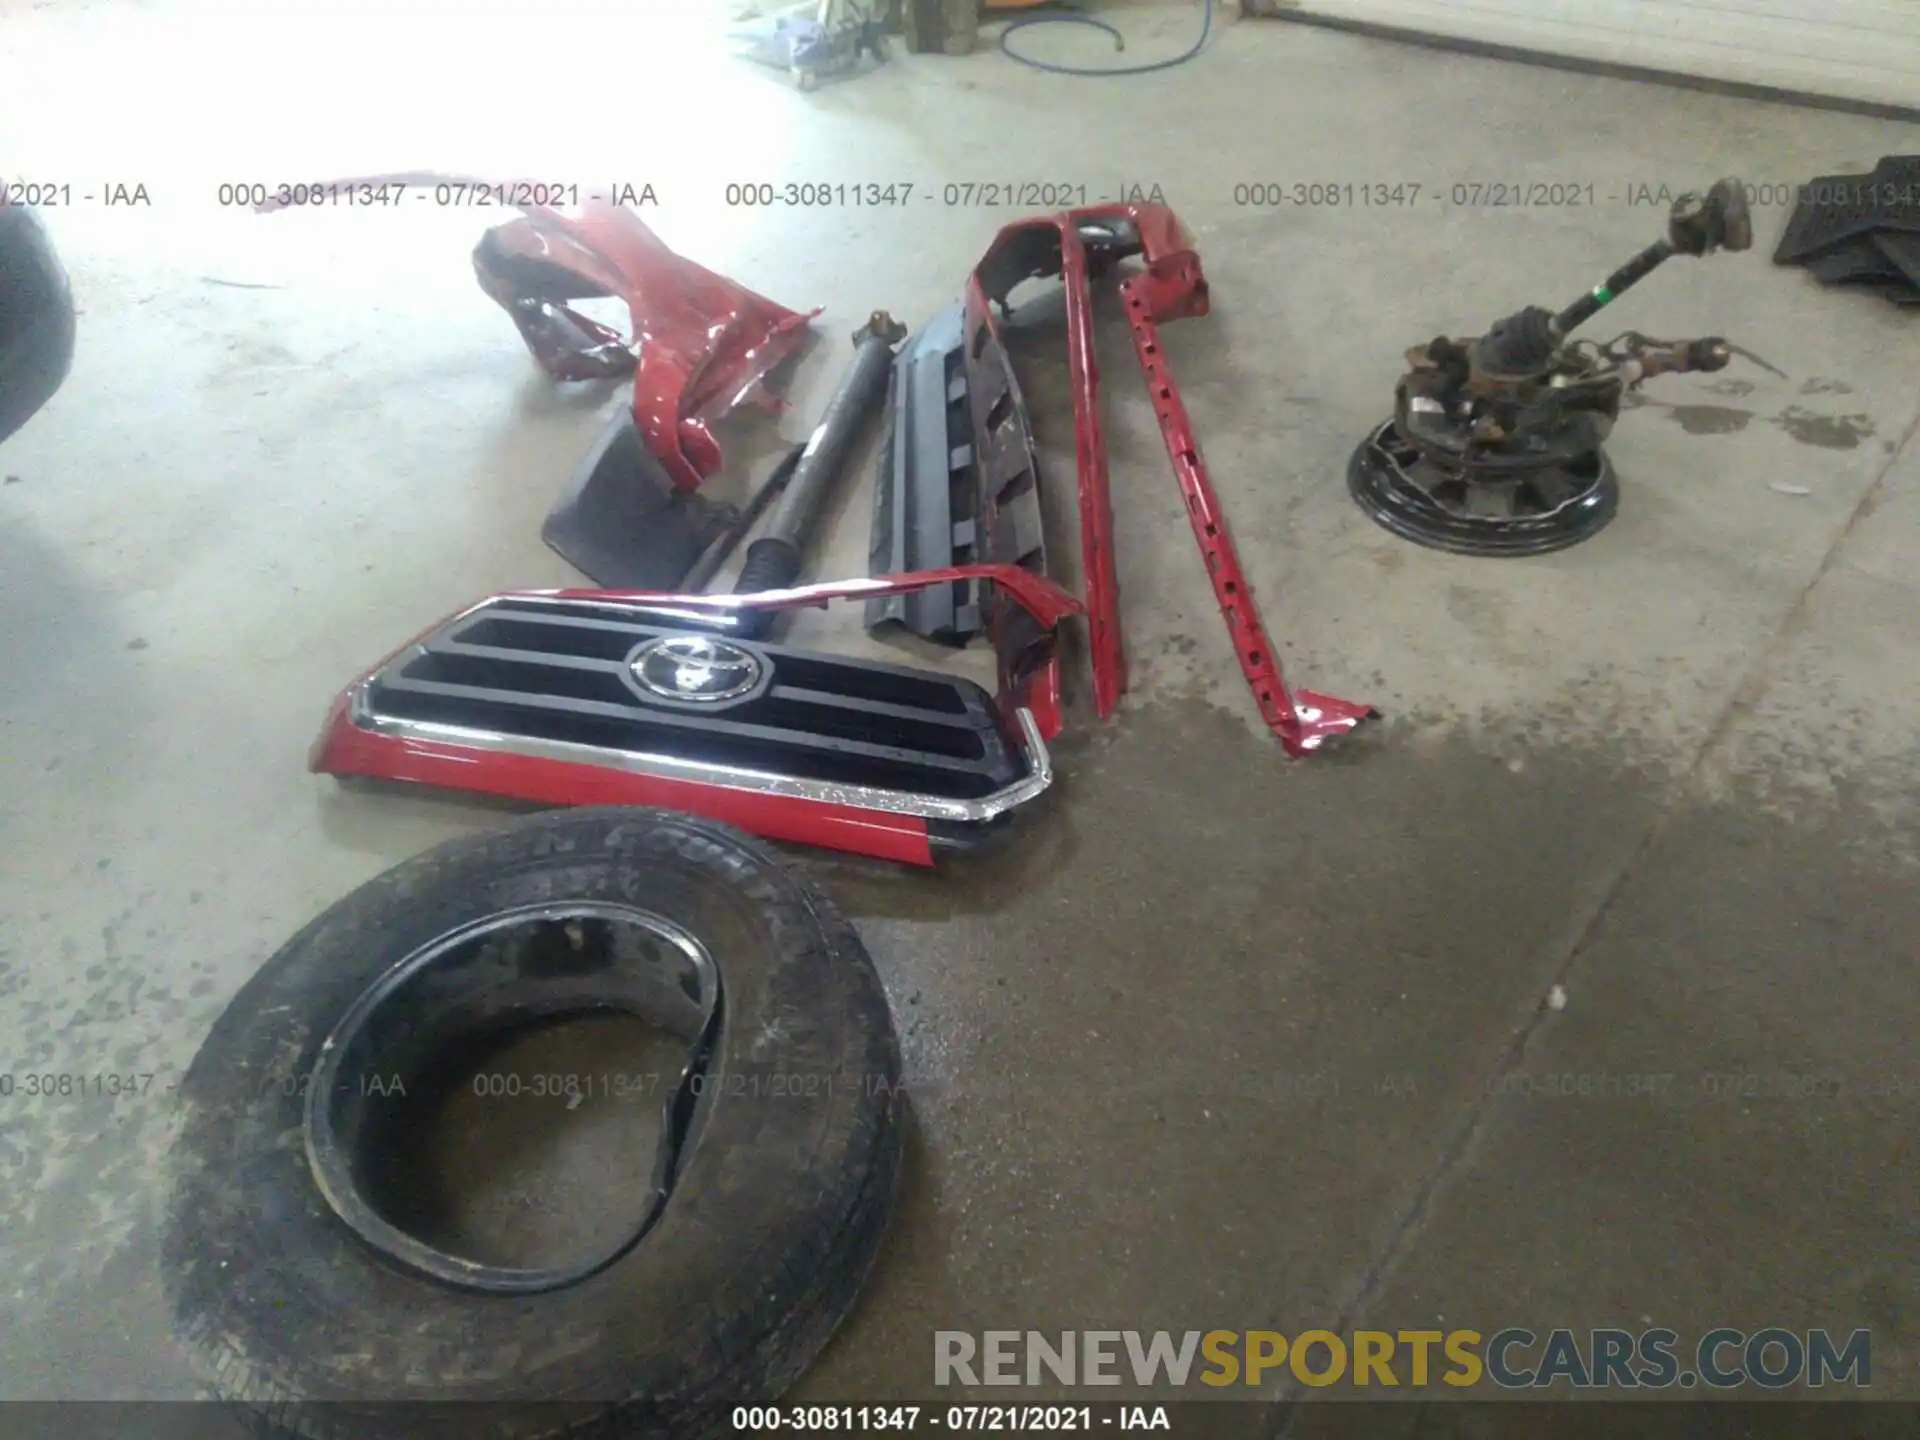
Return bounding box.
[1347,418,1619,558]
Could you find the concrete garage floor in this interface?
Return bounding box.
[2,0,1918,1419]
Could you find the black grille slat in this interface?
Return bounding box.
[380,690,1005,798]
[436,642,631,674]
[379,673,991,776]
[453,615,641,661]
[428,644,987,733]
[405,651,635,707]
[769,653,974,715]
[361,598,1030,802]
[765,684,985,732]
[752,690,985,759]
[391,662,986,753]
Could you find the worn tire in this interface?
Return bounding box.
[161,807,904,1439]
[0,201,76,447]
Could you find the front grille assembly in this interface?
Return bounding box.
[352,596,1033,805]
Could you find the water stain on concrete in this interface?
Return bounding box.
[1798,377,1855,396]
[1665,404,1752,435]
[1705,379,1756,397]
[1370,546,1406,573]
[1771,406,1876,449]
[1623,394,1755,435]
[1445,582,1510,637]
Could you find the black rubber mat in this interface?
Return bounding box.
[1774,155,1920,266]
[1872,231,1920,288]
[1803,237,1902,285]
[541,406,736,589]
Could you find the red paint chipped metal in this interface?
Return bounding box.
[257,173,817,491]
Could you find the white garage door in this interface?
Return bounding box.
[1263,1,1920,112]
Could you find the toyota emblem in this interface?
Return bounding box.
[629,635,764,704]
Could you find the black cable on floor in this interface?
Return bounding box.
[998,0,1212,76]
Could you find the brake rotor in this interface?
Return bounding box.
[1347,419,1619,558]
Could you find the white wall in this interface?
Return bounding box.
[1251,1,1920,112]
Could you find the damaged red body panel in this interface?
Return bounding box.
[307,200,1369,871]
[969,208,1136,721]
[311,566,1081,868]
[1114,221,1378,753]
[258,175,816,491]
[970,203,1374,755]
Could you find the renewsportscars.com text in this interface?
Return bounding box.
[934,1327,1871,1390]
